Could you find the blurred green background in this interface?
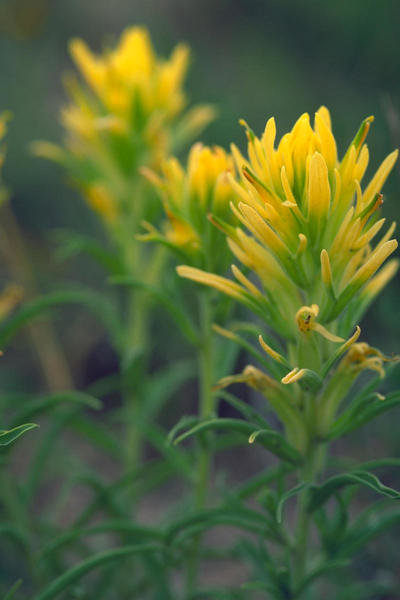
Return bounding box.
[0,0,399,383]
[0,1,400,593]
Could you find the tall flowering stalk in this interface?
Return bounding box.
[143,142,239,590]
[176,108,400,593]
[34,27,215,467]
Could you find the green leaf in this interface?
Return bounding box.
[33,544,161,600]
[173,418,302,465]
[165,506,268,547]
[276,482,309,523]
[0,423,37,446]
[54,230,122,275]
[110,276,198,345]
[330,391,400,440]
[4,580,23,600]
[0,289,121,349]
[295,560,349,596]
[230,464,294,501]
[308,470,400,512]
[10,391,101,429]
[216,390,269,429]
[40,520,164,560]
[339,510,400,558]
[140,358,196,423]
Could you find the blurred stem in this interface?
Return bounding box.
[0,203,73,391]
[122,236,165,470]
[292,436,326,595]
[186,290,215,594]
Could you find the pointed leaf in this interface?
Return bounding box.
[33,544,160,600]
[0,423,37,446]
[276,482,309,523]
[173,418,302,465]
[308,470,400,512]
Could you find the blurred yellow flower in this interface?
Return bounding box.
[142,143,236,265]
[33,27,215,228]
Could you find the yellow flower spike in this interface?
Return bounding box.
[259,334,290,367]
[176,265,247,303]
[320,249,336,300]
[354,144,369,183]
[320,325,362,379]
[296,233,308,257]
[315,105,332,129]
[295,304,319,334]
[314,111,337,171]
[214,364,279,394]
[37,27,215,230]
[351,218,386,250]
[281,367,307,385]
[296,304,344,342]
[236,202,290,261]
[307,152,331,240]
[345,239,398,293]
[363,149,398,206]
[84,184,118,224]
[340,342,394,378]
[231,264,262,298]
[361,258,399,302]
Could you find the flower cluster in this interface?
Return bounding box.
[141,143,237,270]
[177,108,398,445]
[179,108,398,337]
[33,27,214,228]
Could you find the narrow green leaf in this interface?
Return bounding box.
[330,391,400,440]
[339,510,400,558]
[40,521,164,560]
[0,289,121,349]
[10,392,101,429]
[295,560,349,596]
[0,423,37,446]
[173,418,302,465]
[54,230,122,275]
[33,544,160,600]
[308,470,400,512]
[276,482,309,523]
[216,390,269,429]
[110,276,198,345]
[230,464,294,501]
[166,507,268,546]
[4,579,23,600]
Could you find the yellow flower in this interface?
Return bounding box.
[33,27,215,228]
[143,143,236,265]
[179,108,398,335]
[339,342,391,378]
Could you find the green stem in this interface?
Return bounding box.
[292,440,326,595]
[185,291,215,594]
[122,239,165,470]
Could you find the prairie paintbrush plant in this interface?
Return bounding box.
[33,26,214,237]
[175,108,400,596]
[34,27,215,467]
[142,142,241,591]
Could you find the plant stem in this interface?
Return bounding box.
[185,291,215,594]
[292,440,326,594]
[122,240,165,470]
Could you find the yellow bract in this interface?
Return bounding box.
[144,144,235,258]
[35,27,215,229]
[179,108,398,334]
[69,27,189,121]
